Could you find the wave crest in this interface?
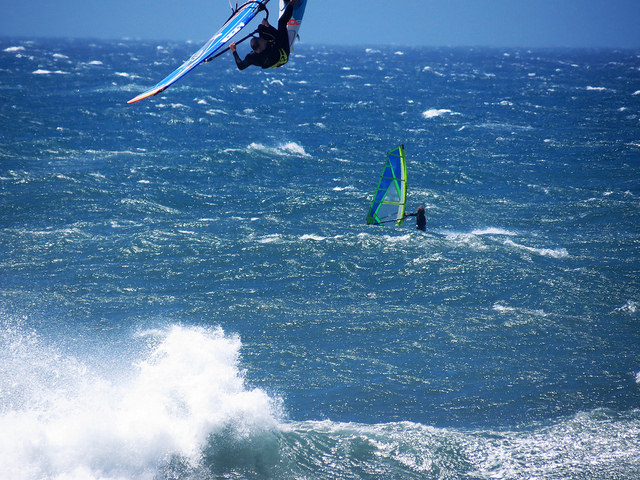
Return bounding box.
[0,322,279,480]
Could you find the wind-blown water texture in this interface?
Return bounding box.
[1,38,639,479]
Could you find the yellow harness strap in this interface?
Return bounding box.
[269,48,289,68]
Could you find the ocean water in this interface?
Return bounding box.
[1,37,639,479]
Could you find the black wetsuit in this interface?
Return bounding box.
[416,211,426,231]
[406,211,427,231]
[232,2,294,70]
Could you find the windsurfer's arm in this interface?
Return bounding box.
[230,42,255,70]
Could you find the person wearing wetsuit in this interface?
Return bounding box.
[405,206,427,231]
[229,0,298,70]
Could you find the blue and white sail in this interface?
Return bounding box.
[128,0,270,104]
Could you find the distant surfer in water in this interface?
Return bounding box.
[405,206,427,231]
[229,0,298,70]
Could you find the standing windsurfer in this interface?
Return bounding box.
[405,206,426,231]
[229,0,299,70]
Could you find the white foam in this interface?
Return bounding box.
[614,300,637,314]
[493,304,516,313]
[279,142,311,157]
[443,229,500,252]
[287,410,640,479]
[33,69,69,75]
[258,234,281,244]
[114,71,138,79]
[300,234,326,241]
[0,323,278,480]
[422,108,459,119]
[121,198,180,215]
[159,103,188,110]
[383,234,412,243]
[248,141,310,157]
[503,239,569,258]
[471,227,517,236]
[470,410,640,479]
[4,46,25,52]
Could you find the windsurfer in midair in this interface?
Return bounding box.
[229,0,299,70]
[405,206,427,231]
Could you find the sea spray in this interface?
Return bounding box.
[0,321,280,480]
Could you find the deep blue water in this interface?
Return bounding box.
[1,37,639,479]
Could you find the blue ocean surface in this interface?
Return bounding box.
[1,37,639,479]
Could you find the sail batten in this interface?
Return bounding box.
[366,145,407,225]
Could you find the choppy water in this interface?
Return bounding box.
[1,37,639,479]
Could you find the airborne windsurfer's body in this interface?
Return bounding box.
[230,0,298,70]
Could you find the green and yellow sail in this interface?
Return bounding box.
[366,145,407,225]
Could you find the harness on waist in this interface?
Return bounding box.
[269,48,289,68]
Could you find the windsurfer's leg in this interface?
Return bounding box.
[278,1,294,31]
[275,1,295,56]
